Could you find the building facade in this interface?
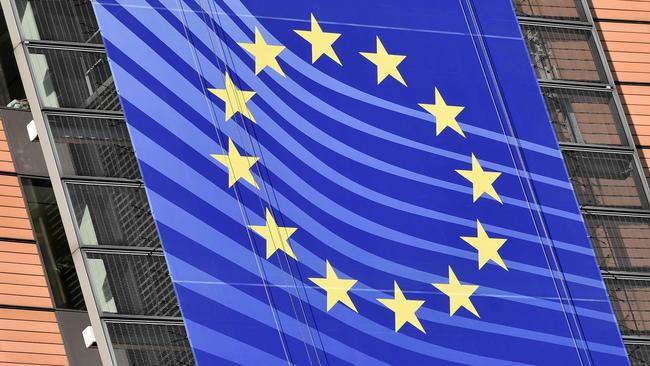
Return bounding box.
[0,0,648,365]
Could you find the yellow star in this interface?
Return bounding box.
[238,27,286,76]
[455,154,502,203]
[419,88,466,137]
[295,14,342,65]
[208,72,256,122]
[377,281,426,333]
[461,220,508,270]
[360,36,407,86]
[248,208,298,260]
[309,261,358,312]
[210,138,260,189]
[432,266,480,318]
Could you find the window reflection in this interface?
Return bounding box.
[542,87,628,146]
[22,177,85,310]
[29,47,119,111]
[47,114,140,180]
[67,183,160,248]
[86,252,179,317]
[14,0,102,44]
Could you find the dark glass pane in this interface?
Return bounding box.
[28,47,120,111]
[66,183,159,248]
[563,150,649,209]
[513,0,586,21]
[14,0,101,44]
[585,214,650,272]
[86,252,179,316]
[521,25,606,83]
[1,108,48,176]
[22,178,85,310]
[47,114,140,179]
[626,343,650,366]
[542,88,627,146]
[605,277,650,337]
[0,9,27,107]
[106,322,194,366]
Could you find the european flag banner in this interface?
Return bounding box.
[93,0,630,364]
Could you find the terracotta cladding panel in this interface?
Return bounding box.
[616,84,650,146]
[0,116,65,362]
[0,175,33,241]
[592,0,650,21]
[597,21,650,83]
[0,309,67,366]
[0,242,51,308]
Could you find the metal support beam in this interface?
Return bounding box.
[0,1,114,364]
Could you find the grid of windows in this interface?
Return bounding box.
[585,213,650,273]
[28,47,119,111]
[13,0,101,44]
[106,322,194,366]
[563,150,648,209]
[9,0,194,364]
[513,0,586,21]
[47,114,140,180]
[542,87,627,146]
[627,343,650,366]
[521,24,606,83]
[605,277,650,336]
[517,0,650,364]
[67,183,159,248]
[86,252,179,317]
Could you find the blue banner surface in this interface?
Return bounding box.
[94,0,629,364]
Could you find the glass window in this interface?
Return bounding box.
[1,108,48,176]
[66,183,160,248]
[14,0,102,44]
[563,150,649,209]
[513,0,587,21]
[0,9,27,107]
[28,47,120,111]
[542,87,628,146]
[626,343,650,366]
[106,322,194,366]
[86,252,179,317]
[521,25,607,83]
[605,277,650,336]
[22,178,85,310]
[47,114,140,180]
[585,213,650,272]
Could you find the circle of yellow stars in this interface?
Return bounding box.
[207,13,510,334]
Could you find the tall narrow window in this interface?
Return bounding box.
[22,178,85,310]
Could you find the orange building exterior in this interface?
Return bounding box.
[0,118,67,365]
[594,6,650,184]
[0,1,649,366]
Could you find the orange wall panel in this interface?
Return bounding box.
[0,241,52,309]
[0,115,68,364]
[591,0,650,22]
[0,175,33,241]
[0,309,67,366]
[598,22,650,83]
[616,85,650,145]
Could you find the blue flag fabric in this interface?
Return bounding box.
[93,0,630,364]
